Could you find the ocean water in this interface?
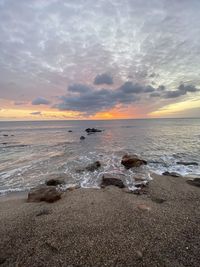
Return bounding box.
[0,118,200,195]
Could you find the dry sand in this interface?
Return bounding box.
[0,174,200,267]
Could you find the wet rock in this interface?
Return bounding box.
[121,154,147,169]
[27,185,62,203]
[177,161,198,166]
[68,130,72,132]
[134,177,146,182]
[80,136,85,140]
[85,128,102,133]
[45,178,65,186]
[76,161,101,172]
[101,174,125,188]
[162,171,181,177]
[186,178,200,187]
[3,134,8,137]
[85,161,101,171]
[67,185,81,191]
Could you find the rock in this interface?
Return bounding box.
[177,161,198,166]
[67,185,80,191]
[76,161,101,172]
[3,134,8,137]
[27,185,62,203]
[85,128,102,133]
[45,178,65,186]
[162,171,181,177]
[80,136,85,140]
[85,161,101,171]
[101,174,125,188]
[186,178,200,187]
[134,177,146,182]
[68,130,72,132]
[121,154,147,169]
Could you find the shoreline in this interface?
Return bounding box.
[0,174,200,266]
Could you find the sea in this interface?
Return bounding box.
[0,118,200,195]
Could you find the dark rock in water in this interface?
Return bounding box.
[27,185,62,203]
[162,171,181,177]
[3,134,8,137]
[45,178,65,186]
[121,154,147,169]
[68,130,73,133]
[2,142,8,145]
[186,178,200,187]
[76,161,101,172]
[101,174,125,188]
[85,128,102,133]
[177,161,198,166]
[80,136,85,140]
[85,161,101,171]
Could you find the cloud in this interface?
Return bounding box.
[14,101,27,106]
[32,97,50,105]
[119,82,155,94]
[164,84,199,98]
[30,111,42,115]
[68,84,91,93]
[94,73,113,85]
[55,83,141,114]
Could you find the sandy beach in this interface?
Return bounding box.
[0,174,200,267]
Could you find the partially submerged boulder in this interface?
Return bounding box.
[80,136,85,140]
[85,128,102,133]
[101,174,125,188]
[121,154,147,169]
[45,178,65,186]
[186,178,200,187]
[76,161,101,172]
[85,161,101,171]
[27,185,62,203]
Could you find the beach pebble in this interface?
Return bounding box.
[27,185,62,203]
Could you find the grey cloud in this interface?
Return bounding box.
[32,97,50,105]
[55,83,141,114]
[150,92,160,97]
[119,82,155,94]
[30,111,42,115]
[68,84,91,93]
[94,73,113,85]
[164,84,199,98]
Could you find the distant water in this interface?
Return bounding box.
[0,119,200,195]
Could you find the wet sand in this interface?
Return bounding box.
[0,174,200,267]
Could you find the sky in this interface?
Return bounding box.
[0,0,200,120]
